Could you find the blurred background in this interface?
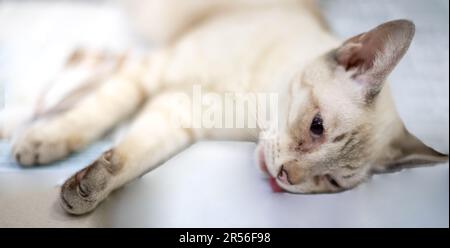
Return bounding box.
[0,0,448,227]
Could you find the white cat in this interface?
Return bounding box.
[4,0,448,215]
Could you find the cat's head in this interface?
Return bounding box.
[257,20,448,193]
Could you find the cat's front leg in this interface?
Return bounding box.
[12,77,145,166]
[60,92,197,215]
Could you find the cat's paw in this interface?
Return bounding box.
[60,150,117,215]
[12,121,71,166]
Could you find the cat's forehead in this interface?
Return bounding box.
[303,59,366,112]
[301,53,338,84]
[291,81,357,119]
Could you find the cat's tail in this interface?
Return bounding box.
[121,0,326,45]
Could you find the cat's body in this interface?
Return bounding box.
[2,0,447,215]
[141,3,338,140]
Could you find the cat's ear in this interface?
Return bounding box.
[375,127,448,173]
[335,19,415,103]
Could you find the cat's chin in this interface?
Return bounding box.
[256,144,270,177]
[255,143,284,193]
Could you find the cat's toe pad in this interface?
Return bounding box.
[60,158,113,215]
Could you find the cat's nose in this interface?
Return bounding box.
[277,162,304,185]
[277,166,291,185]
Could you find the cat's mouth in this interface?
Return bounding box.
[257,145,284,193]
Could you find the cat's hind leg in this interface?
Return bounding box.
[60,92,198,215]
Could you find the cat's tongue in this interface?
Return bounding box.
[268,177,284,193]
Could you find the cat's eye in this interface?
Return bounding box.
[310,113,324,137]
[325,174,341,188]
